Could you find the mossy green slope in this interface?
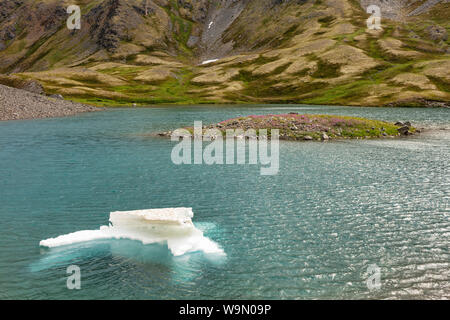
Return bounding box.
[0,0,448,107]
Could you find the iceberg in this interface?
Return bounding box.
[39,208,224,257]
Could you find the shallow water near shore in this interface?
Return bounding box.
[0,104,449,299]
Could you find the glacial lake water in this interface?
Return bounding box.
[0,105,448,299]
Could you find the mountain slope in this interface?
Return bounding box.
[0,0,448,106]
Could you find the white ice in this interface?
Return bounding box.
[39,208,224,257]
[201,59,219,65]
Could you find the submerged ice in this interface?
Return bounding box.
[39,208,224,256]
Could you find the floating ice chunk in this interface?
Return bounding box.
[39,208,224,257]
[39,229,113,248]
[110,207,194,226]
[201,59,219,65]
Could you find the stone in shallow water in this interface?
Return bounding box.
[398,126,410,135]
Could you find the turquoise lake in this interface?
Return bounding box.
[0,105,449,299]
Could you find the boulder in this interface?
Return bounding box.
[397,126,410,135]
[426,25,448,42]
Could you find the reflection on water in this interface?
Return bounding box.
[32,238,226,284]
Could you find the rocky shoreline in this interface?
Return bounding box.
[159,113,418,141]
[0,84,99,121]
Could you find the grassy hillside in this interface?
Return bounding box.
[0,0,448,107]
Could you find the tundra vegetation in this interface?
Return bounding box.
[160,114,416,141]
[0,0,448,107]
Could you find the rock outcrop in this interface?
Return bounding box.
[0,74,44,94]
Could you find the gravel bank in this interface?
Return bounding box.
[0,84,99,121]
